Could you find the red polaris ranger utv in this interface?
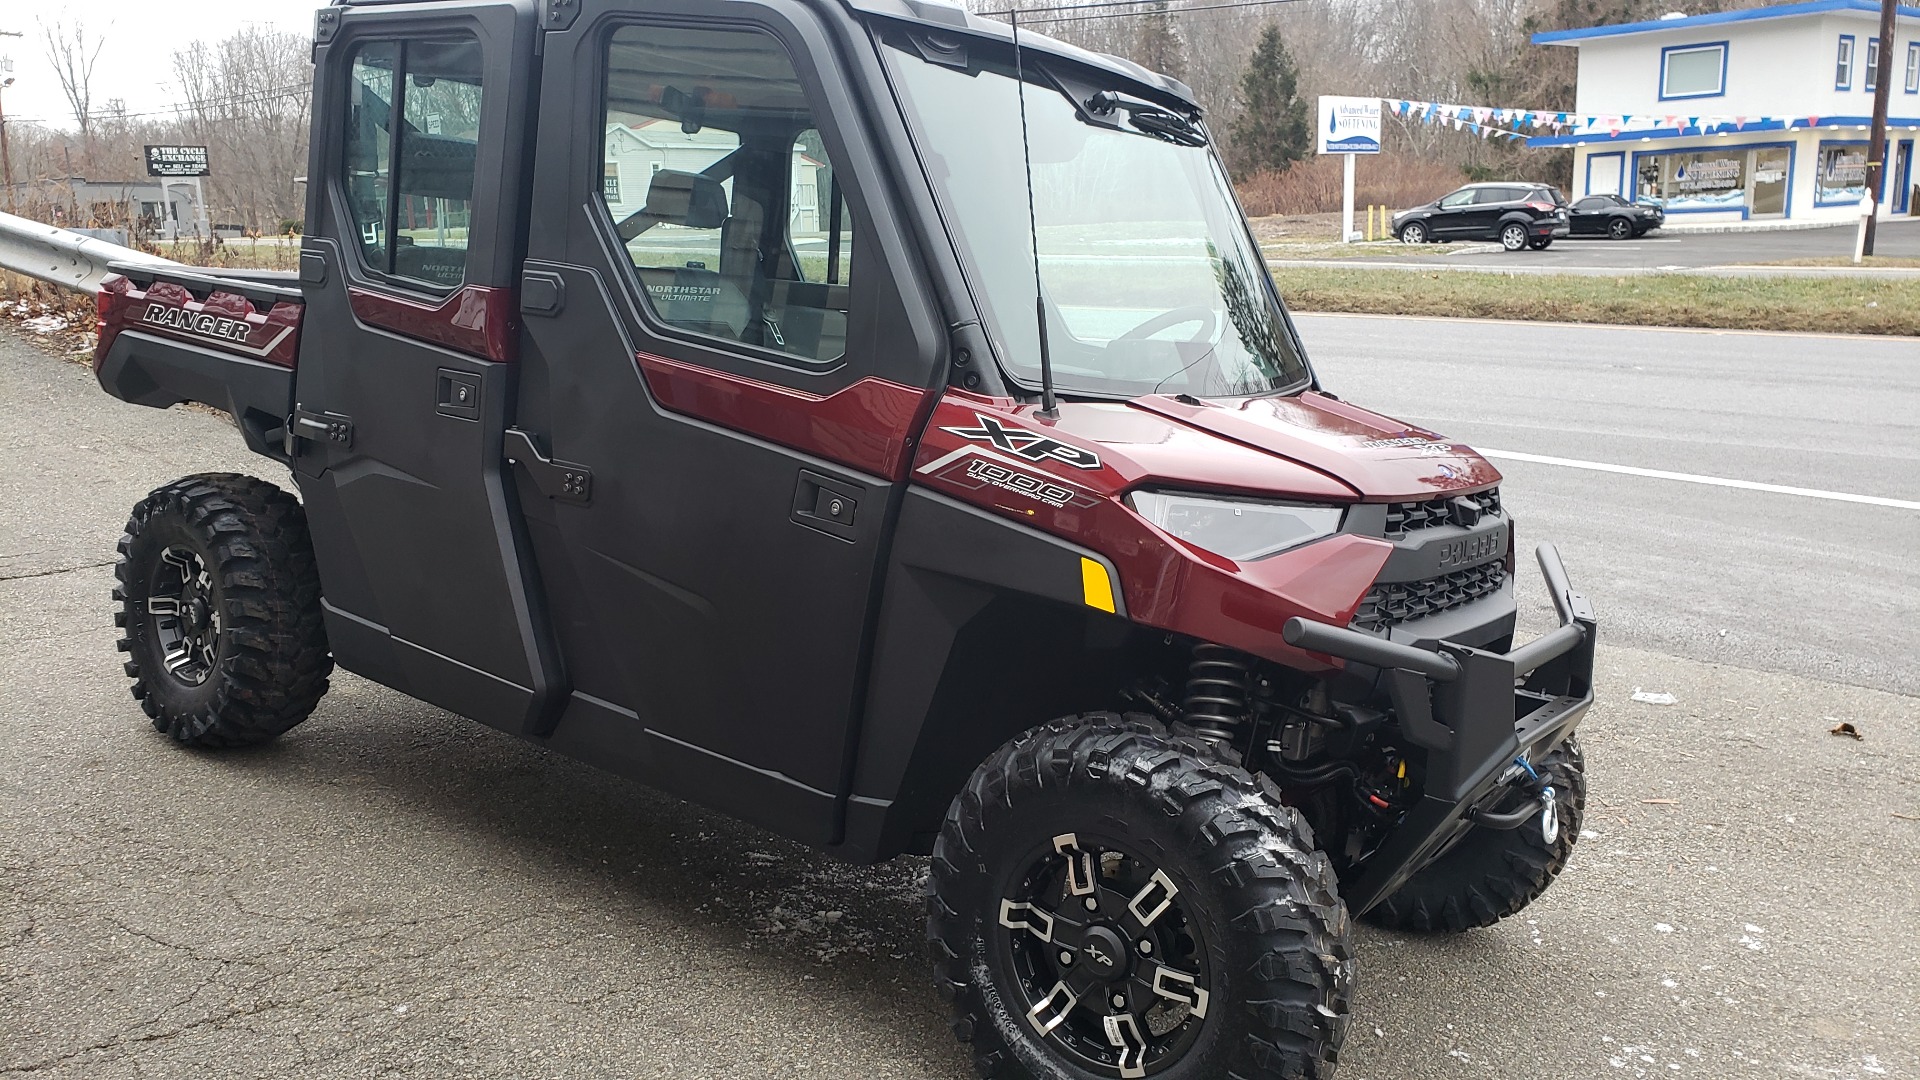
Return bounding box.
[91,0,1597,1074]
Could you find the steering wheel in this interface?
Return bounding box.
[1116,305,1219,344]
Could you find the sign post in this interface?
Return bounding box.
[144,145,211,240]
[1316,97,1381,243]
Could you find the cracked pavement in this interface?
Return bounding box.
[2,325,1916,1079]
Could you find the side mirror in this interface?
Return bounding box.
[640,170,727,230]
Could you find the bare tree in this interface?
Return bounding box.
[39,20,106,149]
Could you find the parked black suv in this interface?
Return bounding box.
[1393,182,1571,251]
[1568,193,1665,240]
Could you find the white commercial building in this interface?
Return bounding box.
[1532,0,1920,222]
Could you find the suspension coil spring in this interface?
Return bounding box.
[1182,643,1252,746]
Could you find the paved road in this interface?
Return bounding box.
[1278,219,1920,275]
[1440,218,1920,269]
[2,326,1916,1080]
[1296,314,1920,699]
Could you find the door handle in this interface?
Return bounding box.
[505,428,592,505]
[791,470,860,542]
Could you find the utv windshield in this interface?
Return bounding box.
[881,33,1311,399]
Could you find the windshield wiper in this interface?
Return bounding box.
[1084,90,1206,147]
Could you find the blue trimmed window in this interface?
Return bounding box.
[1659,42,1727,99]
[1836,35,1855,89]
[1866,38,1880,91]
[1907,41,1919,93]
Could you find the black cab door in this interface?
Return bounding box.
[512,0,946,843]
[293,0,560,732]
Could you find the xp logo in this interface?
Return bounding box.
[941,413,1102,470]
[1082,940,1116,969]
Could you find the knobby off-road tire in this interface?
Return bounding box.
[1364,736,1587,933]
[114,473,332,748]
[930,713,1353,1080]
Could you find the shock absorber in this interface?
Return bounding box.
[1182,643,1252,747]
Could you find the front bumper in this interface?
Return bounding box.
[1283,543,1597,914]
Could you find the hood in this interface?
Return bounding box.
[1125,391,1501,500]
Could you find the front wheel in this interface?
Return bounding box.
[114,474,332,748]
[1607,217,1634,240]
[1399,221,1428,244]
[1528,237,1554,250]
[930,714,1352,1080]
[1500,223,1529,251]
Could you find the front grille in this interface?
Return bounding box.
[1351,562,1508,633]
[1385,487,1501,538]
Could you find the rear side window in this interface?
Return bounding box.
[1474,187,1519,204]
[597,24,857,365]
[341,38,486,289]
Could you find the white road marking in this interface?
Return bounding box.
[1479,448,1920,510]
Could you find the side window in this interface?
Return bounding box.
[339,38,486,289]
[1574,197,1604,211]
[1438,189,1473,208]
[598,24,856,365]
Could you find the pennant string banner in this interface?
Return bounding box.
[1380,98,1847,143]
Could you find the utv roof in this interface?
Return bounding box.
[843,0,1199,107]
[325,0,1197,108]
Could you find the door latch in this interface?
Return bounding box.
[284,405,354,456]
[504,428,592,505]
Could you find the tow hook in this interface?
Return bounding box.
[1468,756,1560,842]
[1538,786,1559,844]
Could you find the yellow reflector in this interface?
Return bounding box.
[1080,558,1117,614]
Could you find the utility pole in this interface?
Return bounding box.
[1861,0,1896,258]
[1,30,20,216]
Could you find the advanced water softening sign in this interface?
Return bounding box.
[1317,97,1381,155]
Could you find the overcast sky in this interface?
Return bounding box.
[1,0,318,130]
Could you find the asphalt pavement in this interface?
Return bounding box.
[2,324,1916,1080]
[1276,218,1920,275]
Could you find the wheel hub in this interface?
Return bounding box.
[147,546,219,687]
[997,832,1213,1078]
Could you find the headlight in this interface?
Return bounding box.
[1128,492,1344,561]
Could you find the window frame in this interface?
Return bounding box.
[591,17,868,372]
[337,35,487,294]
[1866,37,1881,92]
[1908,41,1920,93]
[1836,34,1855,90]
[1658,41,1728,101]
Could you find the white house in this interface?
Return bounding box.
[1532,0,1920,222]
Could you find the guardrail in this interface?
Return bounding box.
[0,209,177,295]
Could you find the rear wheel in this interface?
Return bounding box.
[1607,217,1633,240]
[930,714,1352,1079]
[1500,223,1529,251]
[115,474,332,748]
[1399,220,1428,244]
[1363,736,1587,932]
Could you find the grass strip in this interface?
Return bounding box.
[1269,266,1920,336]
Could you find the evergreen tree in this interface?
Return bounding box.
[1132,2,1187,83]
[1230,25,1310,173]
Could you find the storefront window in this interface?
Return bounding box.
[1815,142,1870,205]
[1639,150,1748,211]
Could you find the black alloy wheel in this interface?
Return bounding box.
[995,831,1215,1077]
[146,545,221,686]
[1500,223,1529,251]
[1607,217,1634,240]
[931,713,1352,1080]
[1399,220,1427,244]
